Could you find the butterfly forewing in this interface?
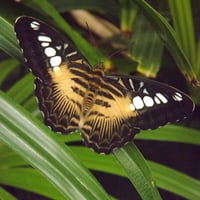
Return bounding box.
[34,63,91,133]
[15,16,195,154]
[15,16,91,133]
[15,16,90,79]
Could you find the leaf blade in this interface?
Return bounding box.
[0,90,110,200]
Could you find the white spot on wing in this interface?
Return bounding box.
[129,103,135,111]
[44,47,56,57]
[41,42,50,47]
[56,45,62,50]
[50,56,62,67]
[143,96,154,107]
[173,92,183,101]
[66,51,77,57]
[156,93,168,104]
[38,35,52,42]
[53,66,60,72]
[129,79,135,91]
[64,43,69,49]
[30,21,40,30]
[139,81,144,89]
[133,96,144,109]
[143,88,149,94]
[154,96,161,104]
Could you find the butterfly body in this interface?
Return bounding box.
[15,16,194,154]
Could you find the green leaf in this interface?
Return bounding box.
[72,146,200,200]
[0,187,17,200]
[119,0,138,31]
[133,0,198,84]
[168,0,196,68]
[0,142,27,168]
[0,59,19,86]
[130,14,163,77]
[149,161,200,200]
[114,143,162,200]
[0,90,110,200]
[0,17,22,62]
[136,125,200,145]
[49,0,119,15]
[0,168,65,200]
[7,73,34,104]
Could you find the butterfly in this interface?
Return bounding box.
[15,16,195,154]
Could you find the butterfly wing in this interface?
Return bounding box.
[15,16,194,154]
[120,75,194,128]
[34,64,89,133]
[15,16,91,133]
[81,74,194,154]
[15,16,90,78]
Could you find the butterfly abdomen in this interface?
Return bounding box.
[81,65,105,115]
[82,92,96,116]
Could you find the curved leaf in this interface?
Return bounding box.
[0,90,110,200]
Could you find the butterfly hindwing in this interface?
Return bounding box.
[80,76,140,153]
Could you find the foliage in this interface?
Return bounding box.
[0,0,200,199]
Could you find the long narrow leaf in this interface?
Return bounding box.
[168,0,196,68]
[0,168,66,200]
[72,146,200,200]
[0,187,16,200]
[0,90,110,200]
[0,17,22,62]
[149,161,200,200]
[136,125,200,145]
[114,143,162,200]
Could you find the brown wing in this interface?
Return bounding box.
[35,63,89,133]
[80,79,140,154]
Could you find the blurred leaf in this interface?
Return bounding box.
[0,187,16,200]
[0,142,27,168]
[0,59,19,86]
[119,0,138,31]
[49,0,119,15]
[130,14,163,77]
[0,17,22,62]
[7,73,34,104]
[133,0,198,85]
[168,0,196,69]
[0,168,65,200]
[149,161,200,200]
[137,125,200,145]
[31,0,105,66]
